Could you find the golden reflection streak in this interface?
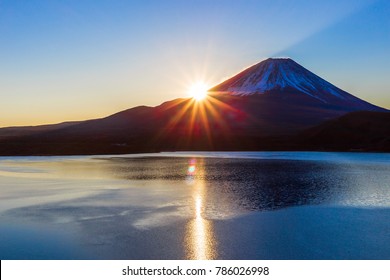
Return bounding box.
[185,158,217,260]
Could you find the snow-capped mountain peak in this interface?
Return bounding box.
[210,58,360,104]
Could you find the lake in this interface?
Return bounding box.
[0,151,389,259]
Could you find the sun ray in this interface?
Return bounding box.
[202,98,232,136]
[151,98,195,146]
[150,83,248,151]
[186,101,199,144]
[198,101,213,148]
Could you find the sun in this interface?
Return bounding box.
[188,82,209,101]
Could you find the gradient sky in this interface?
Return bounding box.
[0,0,389,127]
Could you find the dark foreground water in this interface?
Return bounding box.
[0,152,389,259]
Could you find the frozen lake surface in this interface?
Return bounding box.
[0,152,389,259]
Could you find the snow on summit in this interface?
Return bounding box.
[210,58,359,103]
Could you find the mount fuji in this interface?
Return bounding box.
[0,58,388,155]
[210,58,382,111]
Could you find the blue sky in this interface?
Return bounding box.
[0,0,389,126]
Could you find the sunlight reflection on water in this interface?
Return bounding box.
[184,158,217,260]
[0,152,390,259]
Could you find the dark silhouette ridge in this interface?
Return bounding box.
[295,111,390,151]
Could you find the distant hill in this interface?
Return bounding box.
[0,121,81,140]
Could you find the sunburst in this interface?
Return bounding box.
[188,82,209,101]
